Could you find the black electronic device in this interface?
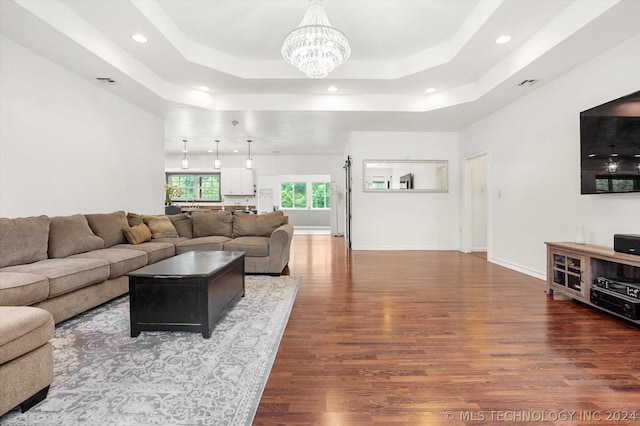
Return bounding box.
[590,287,640,320]
[614,234,640,256]
[579,90,640,195]
[594,276,640,300]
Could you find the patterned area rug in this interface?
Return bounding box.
[1,275,301,426]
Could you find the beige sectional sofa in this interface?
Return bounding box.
[0,209,293,416]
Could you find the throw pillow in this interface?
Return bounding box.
[126,212,143,227]
[48,214,104,258]
[122,224,152,245]
[0,215,50,268]
[85,211,128,248]
[142,215,179,239]
[168,213,193,238]
[192,211,233,238]
[232,211,284,238]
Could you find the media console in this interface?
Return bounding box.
[546,242,640,326]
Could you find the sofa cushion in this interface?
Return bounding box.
[142,215,179,239]
[112,242,175,264]
[70,248,148,278]
[152,237,189,244]
[85,211,128,248]
[175,236,231,255]
[0,306,54,365]
[2,258,110,298]
[169,213,193,238]
[224,236,270,257]
[122,224,152,245]
[48,214,104,258]
[0,216,50,268]
[232,211,284,238]
[192,211,232,238]
[0,272,49,306]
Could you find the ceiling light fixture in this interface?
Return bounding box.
[425,88,436,94]
[198,86,210,91]
[606,145,619,173]
[181,139,189,170]
[246,139,253,170]
[132,34,148,43]
[495,35,511,44]
[214,140,221,170]
[282,0,351,79]
[327,86,338,92]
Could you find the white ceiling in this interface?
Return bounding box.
[1,0,639,157]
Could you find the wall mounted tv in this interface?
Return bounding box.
[580,90,640,194]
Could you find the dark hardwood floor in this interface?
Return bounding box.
[254,235,640,425]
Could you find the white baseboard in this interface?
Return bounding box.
[351,245,459,251]
[293,226,331,235]
[488,256,546,281]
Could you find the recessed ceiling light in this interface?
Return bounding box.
[198,86,210,91]
[207,150,213,153]
[232,149,239,153]
[327,86,338,92]
[131,34,148,43]
[425,88,436,94]
[495,35,511,44]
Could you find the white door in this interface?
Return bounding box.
[258,188,273,213]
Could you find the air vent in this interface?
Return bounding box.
[96,77,116,84]
[517,79,539,87]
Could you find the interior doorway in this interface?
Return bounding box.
[463,153,488,256]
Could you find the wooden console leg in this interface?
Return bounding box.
[20,385,50,412]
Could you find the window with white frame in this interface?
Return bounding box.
[280,180,331,209]
[166,173,221,202]
[280,182,307,208]
[311,182,331,208]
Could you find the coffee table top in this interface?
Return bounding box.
[127,251,245,278]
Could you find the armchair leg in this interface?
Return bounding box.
[20,386,50,412]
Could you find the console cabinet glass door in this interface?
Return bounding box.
[551,251,585,298]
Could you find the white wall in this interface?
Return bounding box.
[459,33,640,279]
[348,132,460,250]
[0,36,164,218]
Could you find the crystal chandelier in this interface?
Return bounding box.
[281,0,351,79]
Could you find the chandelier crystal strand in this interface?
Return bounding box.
[282,0,351,78]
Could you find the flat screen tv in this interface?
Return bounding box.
[580,90,640,194]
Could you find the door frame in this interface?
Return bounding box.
[462,151,490,255]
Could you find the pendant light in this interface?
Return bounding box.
[606,144,619,173]
[214,139,221,170]
[181,139,189,169]
[246,139,253,170]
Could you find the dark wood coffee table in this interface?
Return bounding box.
[127,251,245,338]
